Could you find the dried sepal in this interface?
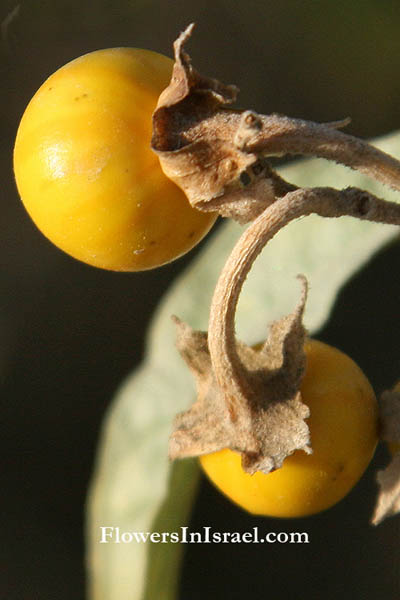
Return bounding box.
[378,385,400,444]
[372,384,400,525]
[372,454,400,525]
[169,278,311,474]
[151,25,295,223]
[152,25,400,224]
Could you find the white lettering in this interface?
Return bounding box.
[289,531,309,543]
[181,526,188,543]
[97,526,310,545]
[132,531,150,543]
[99,527,114,543]
[253,527,260,543]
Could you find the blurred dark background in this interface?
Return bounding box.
[1,1,400,598]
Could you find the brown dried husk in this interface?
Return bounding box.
[169,279,311,474]
[151,24,297,223]
[372,385,400,525]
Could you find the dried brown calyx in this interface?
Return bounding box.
[170,277,310,474]
[154,26,400,511]
[372,385,400,525]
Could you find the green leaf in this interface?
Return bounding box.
[142,459,200,600]
[86,131,400,600]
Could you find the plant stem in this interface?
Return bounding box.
[250,114,400,192]
[208,187,400,404]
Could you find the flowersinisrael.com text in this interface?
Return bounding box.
[99,526,309,544]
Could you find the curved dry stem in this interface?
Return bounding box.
[252,115,400,192]
[208,186,400,403]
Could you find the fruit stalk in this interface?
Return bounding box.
[208,185,400,406]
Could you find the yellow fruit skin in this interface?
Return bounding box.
[200,339,378,518]
[14,48,216,271]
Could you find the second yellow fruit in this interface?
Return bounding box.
[200,339,378,517]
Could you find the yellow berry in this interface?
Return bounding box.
[200,339,378,517]
[13,48,216,271]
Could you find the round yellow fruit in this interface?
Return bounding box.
[14,48,216,271]
[200,339,378,517]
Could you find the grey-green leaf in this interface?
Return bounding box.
[87,131,400,600]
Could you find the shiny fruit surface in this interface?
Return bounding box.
[14,48,216,271]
